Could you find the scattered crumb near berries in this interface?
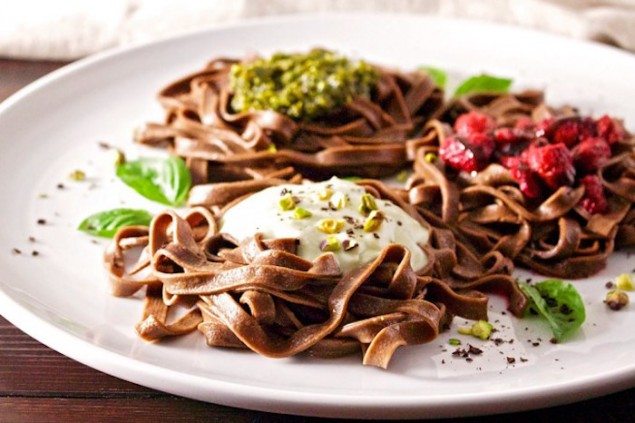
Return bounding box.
[31,250,39,257]
[11,248,22,255]
[56,183,65,190]
[506,357,516,364]
[520,357,528,363]
[28,236,36,242]
[605,281,614,289]
[98,141,112,149]
[36,219,46,225]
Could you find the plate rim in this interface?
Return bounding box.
[1,12,634,419]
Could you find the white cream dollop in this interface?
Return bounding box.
[220,177,429,273]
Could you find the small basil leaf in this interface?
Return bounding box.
[419,66,447,89]
[519,279,586,342]
[78,208,153,238]
[454,74,512,97]
[116,156,191,206]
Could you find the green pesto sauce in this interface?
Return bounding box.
[229,49,378,121]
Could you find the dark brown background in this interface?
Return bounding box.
[0,59,633,423]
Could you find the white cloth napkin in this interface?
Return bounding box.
[1,0,634,60]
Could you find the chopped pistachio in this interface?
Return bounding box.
[320,236,341,252]
[424,152,438,163]
[616,273,634,291]
[293,207,312,220]
[278,193,296,211]
[317,218,345,234]
[329,191,348,209]
[341,237,359,251]
[229,49,378,121]
[69,169,86,181]
[363,210,384,232]
[396,169,410,183]
[114,149,126,166]
[457,320,493,340]
[605,289,629,311]
[317,186,334,201]
[448,338,461,346]
[457,326,473,336]
[471,320,494,340]
[358,193,378,216]
[266,144,278,153]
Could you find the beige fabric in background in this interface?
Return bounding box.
[0,0,634,60]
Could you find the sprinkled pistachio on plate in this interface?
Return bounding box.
[317,218,345,234]
[279,193,296,211]
[363,210,384,232]
[358,193,378,216]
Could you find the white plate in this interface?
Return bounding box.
[0,13,634,419]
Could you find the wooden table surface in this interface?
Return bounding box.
[1,58,634,423]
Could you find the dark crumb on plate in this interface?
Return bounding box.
[466,357,473,363]
[532,342,540,347]
[501,311,507,315]
[36,219,46,225]
[31,250,39,257]
[506,357,516,364]
[11,248,22,255]
[28,236,36,242]
[550,338,558,344]
[56,183,65,190]
[467,345,483,355]
[98,141,112,149]
[520,357,528,363]
[441,359,445,365]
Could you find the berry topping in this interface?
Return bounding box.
[440,133,495,173]
[546,117,596,147]
[454,111,495,136]
[596,115,625,145]
[579,175,608,214]
[507,157,542,199]
[573,137,611,173]
[526,143,576,190]
[494,127,516,143]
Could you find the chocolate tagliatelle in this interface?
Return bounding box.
[105,178,527,368]
[135,57,444,183]
[406,91,635,279]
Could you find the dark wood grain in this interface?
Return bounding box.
[0,58,633,422]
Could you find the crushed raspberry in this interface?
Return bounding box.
[535,117,554,137]
[494,127,516,143]
[526,143,575,190]
[573,137,611,173]
[546,117,596,147]
[579,175,608,214]
[439,133,494,173]
[596,115,625,145]
[454,111,495,136]
[508,158,542,199]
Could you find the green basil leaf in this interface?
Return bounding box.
[454,74,512,97]
[78,208,153,238]
[116,156,191,206]
[519,279,586,342]
[419,66,447,89]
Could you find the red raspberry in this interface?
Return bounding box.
[579,175,608,214]
[454,111,495,136]
[546,117,596,147]
[526,143,576,190]
[507,156,542,199]
[535,117,554,137]
[596,115,625,145]
[494,127,516,143]
[573,137,611,173]
[439,133,495,173]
